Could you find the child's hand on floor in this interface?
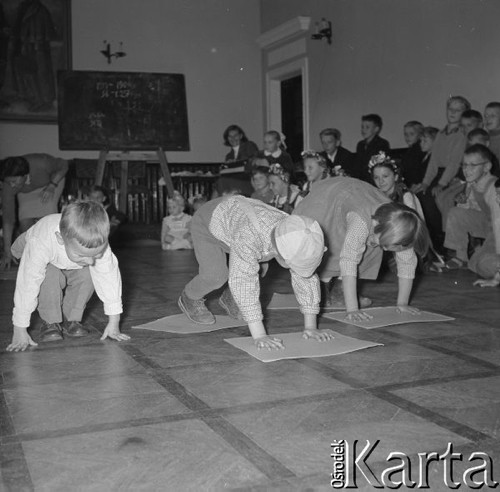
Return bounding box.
[100,323,130,342]
[473,278,500,288]
[396,305,421,315]
[254,335,284,350]
[6,327,38,352]
[302,329,334,342]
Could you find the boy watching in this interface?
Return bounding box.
[355,114,390,182]
[416,96,470,197]
[472,177,500,287]
[443,145,496,269]
[319,128,355,177]
[6,201,130,352]
[461,109,483,135]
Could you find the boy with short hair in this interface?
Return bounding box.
[471,177,500,287]
[319,128,355,177]
[417,96,470,196]
[461,109,483,135]
[178,195,332,350]
[484,102,500,165]
[467,128,490,147]
[443,144,497,269]
[6,201,129,352]
[354,114,390,182]
[413,96,470,250]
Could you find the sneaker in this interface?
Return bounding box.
[444,257,467,270]
[178,290,216,325]
[62,321,90,337]
[39,322,63,342]
[428,262,444,273]
[218,287,243,320]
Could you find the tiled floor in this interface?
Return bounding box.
[1,243,499,491]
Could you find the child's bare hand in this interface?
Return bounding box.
[396,305,421,315]
[345,310,373,322]
[254,335,284,350]
[100,324,130,342]
[40,185,55,203]
[0,253,18,270]
[473,278,500,288]
[260,262,270,278]
[7,330,38,352]
[302,329,334,342]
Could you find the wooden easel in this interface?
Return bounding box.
[95,147,175,212]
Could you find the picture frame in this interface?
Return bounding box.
[0,0,72,123]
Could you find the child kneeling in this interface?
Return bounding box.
[7,202,130,352]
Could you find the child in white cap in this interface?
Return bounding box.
[178,195,331,350]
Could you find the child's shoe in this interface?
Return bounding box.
[428,262,444,273]
[39,322,63,342]
[62,321,90,337]
[444,257,467,270]
[178,290,216,325]
[218,287,243,320]
[324,280,372,309]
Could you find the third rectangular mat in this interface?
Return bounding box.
[323,306,455,329]
[132,314,245,334]
[224,330,382,362]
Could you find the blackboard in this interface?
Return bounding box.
[58,71,190,151]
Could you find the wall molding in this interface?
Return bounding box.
[257,16,311,49]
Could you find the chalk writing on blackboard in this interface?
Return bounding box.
[58,71,190,151]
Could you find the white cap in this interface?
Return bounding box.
[274,215,325,277]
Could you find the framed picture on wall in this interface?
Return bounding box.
[0,0,72,123]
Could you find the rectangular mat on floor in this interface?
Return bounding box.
[224,330,382,362]
[132,314,245,333]
[267,293,343,311]
[323,306,455,329]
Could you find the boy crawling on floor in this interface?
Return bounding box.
[6,201,130,352]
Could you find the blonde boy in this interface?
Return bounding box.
[7,201,129,352]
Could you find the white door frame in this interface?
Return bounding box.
[265,57,309,151]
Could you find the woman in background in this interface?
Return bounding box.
[214,124,259,197]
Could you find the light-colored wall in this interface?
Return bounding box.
[0,0,262,161]
[260,0,500,151]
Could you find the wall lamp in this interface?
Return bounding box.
[101,41,126,64]
[311,18,332,45]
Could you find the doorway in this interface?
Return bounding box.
[280,75,303,163]
[265,57,309,163]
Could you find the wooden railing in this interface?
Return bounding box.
[65,160,221,223]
